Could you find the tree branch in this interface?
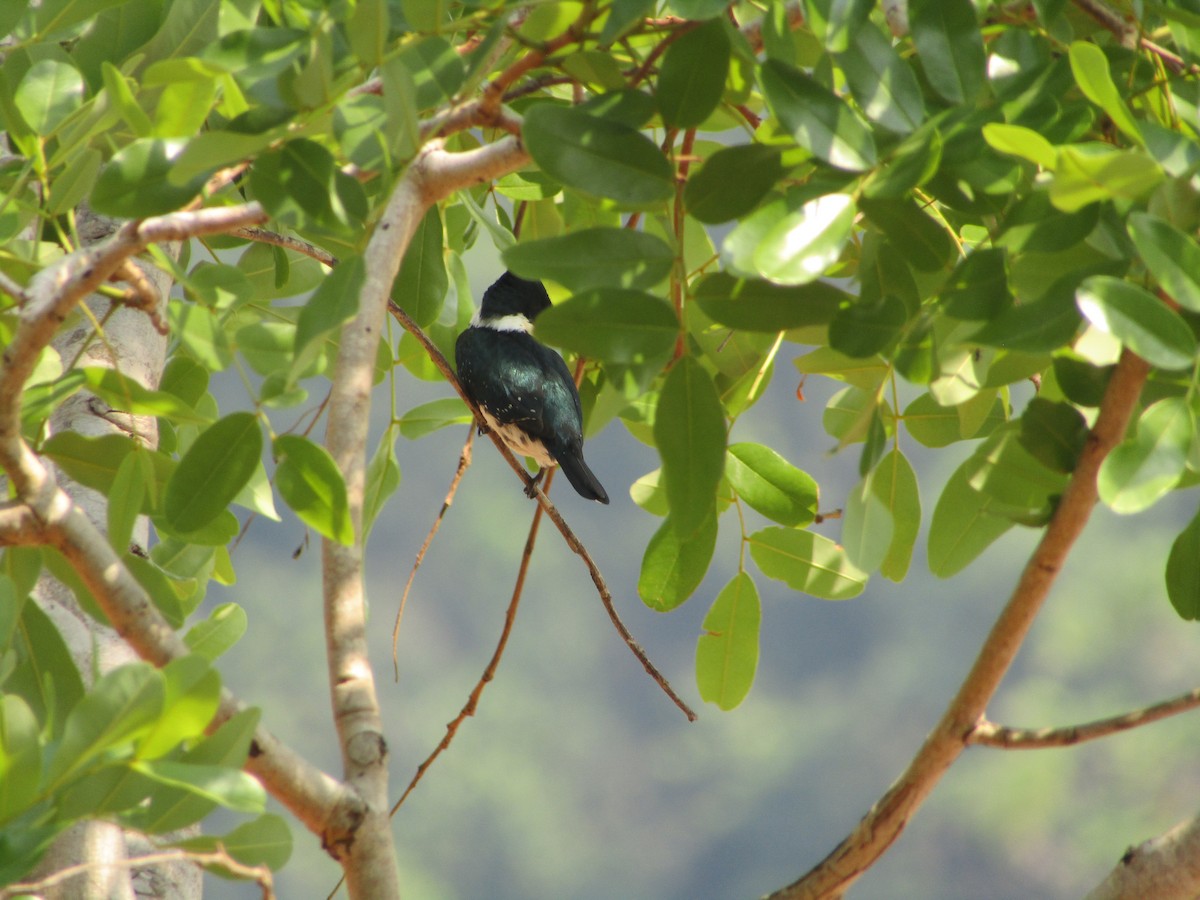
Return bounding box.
[770,349,1151,899]
[969,686,1200,749]
[385,299,696,721]
[0,201,358,856]
[1086,813,1200,900]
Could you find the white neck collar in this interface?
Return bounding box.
[473,312,533,333]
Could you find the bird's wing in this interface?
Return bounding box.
[456,331,583,446]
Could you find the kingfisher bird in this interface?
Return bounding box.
[455,272,609,504]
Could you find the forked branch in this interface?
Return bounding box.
[770,349,1151,899]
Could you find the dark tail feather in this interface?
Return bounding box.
[556,451,609,504]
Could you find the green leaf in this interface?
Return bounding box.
[184,603,248,661]
[654,358,726,537]
[982,122,1057,170]
[1167,509,1200,621]
[41,433,173,511]
[292,255,365,383]
[859,198,954,272]
[136,656,220,761]
[693,273,845,332]
[872,449,920,581]
[829,294,907,358]
[133,760,264,813]
[48,663,163,788]
[392,207,447,328]
[504,228,674,292]
[748,527,867,600]
[759,59,876,171]
[92,139,209,217]
[842,473,894,572]
[397,398,469,440]
[523,104,674,207]
[9,600,84,736]
[107,452,147,554]
[81,367,210,424]
[363,430,402,540]
[1069,41,1142,146]
[1050,145,1163,212]
[1127,212,1200,313]
[909,0,986,105]
[724,193,857,285]
[836,23,924,134]
[14,59,85,136]
[0,695,42,822]
[1076,276,1196,370]
[928,458,1014,577]
[638,512,718,611]
[169,302,233,371]
[725,442,818,527]
[656,19,730,128]
[172,813,292,872]
[273,435,354,545]
[250,138,367,234]
[164,413,262,534]
[684,144,783,224]
[695,573,760,710]
[534,288,677,366]
[1098,397,1193,514]
[1018,397,1088,473]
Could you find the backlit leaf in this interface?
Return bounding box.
[695,573,760,710]
[748,527,867,599]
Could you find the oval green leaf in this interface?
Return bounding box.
[684,144,783,224]
[759,59,876,171]
[657,18,730,128]
[1076,276,1196,371]
[534,288,678,365]
[1127,212,1200,313]
[654,358,726,538]
[164,413,263,534]
[523,104,674,207]
[725,442,818,527]
[503,228,674,292]
[695,572,760,710]
[638,511,718,611]
[748,527,867,600]
[273,434,354,546]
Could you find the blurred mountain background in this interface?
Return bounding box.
[203,244,1200,899]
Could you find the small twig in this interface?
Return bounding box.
[1071,0,1193,74]
[390,471,549,815]
[969,686,1200,749]
[0,269,29,305]
[391,428,475,680]
[0,846,274,900]
[232,226,339,268]
[386,299,697,721]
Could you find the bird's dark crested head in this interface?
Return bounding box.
[478,271,552,322]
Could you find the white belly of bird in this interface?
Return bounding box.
[479,407,556,468]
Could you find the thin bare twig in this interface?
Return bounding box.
[390,470,551,815]
[970,686,1200,749]
[0,846,274,899]
[231,226,339,268]
[386,298,697,721]
[391,429,475,680]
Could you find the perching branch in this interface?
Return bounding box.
[770,349,1151,900]
[392,429,474,680]
[385,299,697,721]
[969,686,1200,749]
[390,470,550,816]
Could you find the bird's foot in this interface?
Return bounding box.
[523,469,545,499]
